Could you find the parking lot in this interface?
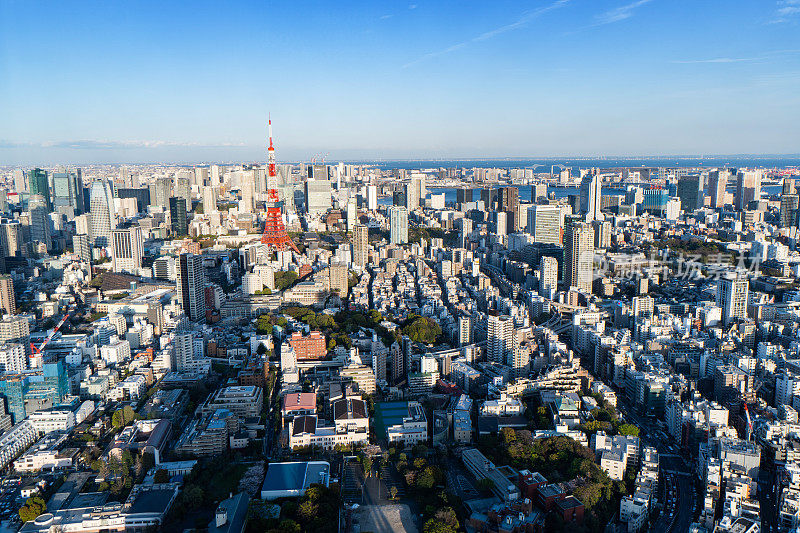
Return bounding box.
[0,477,22,524]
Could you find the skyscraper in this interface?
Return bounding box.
[366,185,377,211]
[592,220,611,249]
[177,253,206,322]
[487,313,514,365]
[73,234,91,264]
[580,172,602,222]
[202,186,218,214]
[89,179,116,247]
[52,171,83,214]
[389,206,408,245]
[174,173,192,212]
[527,205,561,244]
[677,174,702,212]
[0,276,15,315]
[347,197,358,231]
[112,226,144,274]
[709,170,728,209]
[305,179,332,215]
[353,224,369,267]
[150,177,172,209]
[736,170,761,211]
[169,197,188,236]
[564,220,594,292]
[717,273,749,326]
[28,195,51,251]
[539,256,558,299]
[780,190,799,229]
[26,168,51,210]
[498,187,520,233]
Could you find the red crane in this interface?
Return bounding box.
[30,312,71,355]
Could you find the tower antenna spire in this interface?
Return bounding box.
[261,116,299,253]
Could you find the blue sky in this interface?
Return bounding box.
[1,0,799,164]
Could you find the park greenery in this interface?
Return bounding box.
[111,405,138,429]
[274,270,298,291]
[245,483,340,533]
[281,306,396,348]
[18,496,47,523]
[479,430,627,532]
[578,395,640,438]
[400,314,442,345]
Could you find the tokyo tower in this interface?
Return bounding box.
[261,117,300,253]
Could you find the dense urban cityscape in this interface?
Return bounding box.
[0,121,797,533]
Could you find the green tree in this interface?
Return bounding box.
[18,497,46,523]
[618,423,640,437]
[423,518,458,533]
[154,469,170,483]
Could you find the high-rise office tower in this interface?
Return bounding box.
[52,171,83,214]
[372,348,387,383]
[73,234,91,264]
[389,206,408,245]
[784,178,797,195]
[112,226,144,274]
[177,253,206,322]
[709,170,728,209]
[28,195,51,251]
[169,197,188,236]
[240,177,255,213]
[307,164,328,181]
[456,187,473,207]
[305,179,332,215]
[174,173,192,212]
[498,187,520,233]
[539,256,558,299]
[202,186,218,214]
[717,273,749,326]
[0,315,30,355]
[780,191,799,228]
[404,180,420,211]
[458,313,473,346]
[194,167,209,188]
[580,172,602,222]
[366,185,377,211]
[487,313,514,365]
[494,211,507,237]
[149,177,172,209]
[564,220,594,292]
[13,169,27,193]
[353,224,369,267]
[592,220,611,249]
[89,179,116,247]
[0,222,22,260]
[347,197,357,231]
[329,261,349,295]
[459,217,473,248]
[527,205,561,244]
[677,174,702,212]
[736,170,761,211]
[26,168,51,210]
[0,276,15,315]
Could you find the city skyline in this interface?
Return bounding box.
[2,1,800,164]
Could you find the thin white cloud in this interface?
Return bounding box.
[0,140,247,150]
[380,14,393,20]
[409,4,418,9]
[403,0,569,68]
[771,0,800,22]
[671,49,800,64]
[671,57,760,64]
[595,0,653,25]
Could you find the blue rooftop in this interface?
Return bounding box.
[263,462,308,493]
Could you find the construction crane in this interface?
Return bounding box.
[743,402,754,442]
[30,311,71,355]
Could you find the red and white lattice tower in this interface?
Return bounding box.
[261,117,299,253]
